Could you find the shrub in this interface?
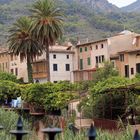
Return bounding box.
[0,72,18,83]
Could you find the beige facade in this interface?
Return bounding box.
[9,54,28,82]
[0,47,28,82]
[74,39,109,81]
[0,48,9,73]
[74,30,140,81]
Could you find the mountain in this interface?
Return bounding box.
[122,0,140,12]
[72,0,119,12]
[0,0,140,45]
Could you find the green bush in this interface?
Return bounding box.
[0,80,21,104]
[0,72,18,83]
[21,82,78,110]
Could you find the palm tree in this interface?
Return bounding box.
[30,0,64,81]
[8,16,43,83]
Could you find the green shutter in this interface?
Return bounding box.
[87,57,91,65]
[85,47,87,51]
[80,59,83,70]
[80,48,82,52]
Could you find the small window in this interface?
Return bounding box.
[131,68,134,75]
[15,68,18,76]
[120,54,124,62]
[67,55,69,59]
[101,44,104,48]
[85,47,87,52]
[101,55,105,62]
[54,81,57,83]
[96,56,98,64]
[11,69,14,74]
[80,48,82,52]
[53,64,58,71]
[5,62,8,68]
[99,56,101,63]
[87,57,91,65]
[96,45,98,50]
[53,54,56,59]
[66,64,70,71]
[80,59,83,70]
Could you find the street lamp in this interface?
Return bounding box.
[88,123,96,140]
[10,116,29,140]
[134,130,140,140]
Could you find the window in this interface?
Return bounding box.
[2,63,4,71]
[96,45,98,50]
[53,54,56,59]
[11,69,14,74]
[99,56,101,63]
[15,68,18,76]
[125,65,129,78]
[131,68,134,75]
[85,47,87,52]
[87,57,91,65]
[120,54,124,62]
[53,64,58,71]
[66,64,70,71]
[136,63,140,73]
[95,56,98,64]
[101,44,104,48]
[80,59,83,70]
[67,55,69,59]
[80,48,82,52]
[101,55,105,62]
[54,81,57,83]
[5,62,8,68]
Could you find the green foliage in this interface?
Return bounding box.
[80,76,137,119]
[90,76,133,95]
[0,72,18,82]
[93,61,119,83]
[57,128,133,140]
[0,108,31,140]
[22,82,78,110]
[0,80,21,103]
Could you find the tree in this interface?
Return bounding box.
[30,0,64,81]
[8,16,43,83]
[93,61,119,83]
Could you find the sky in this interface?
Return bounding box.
[107,0,137,8]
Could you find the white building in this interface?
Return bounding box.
[32,44,75,83]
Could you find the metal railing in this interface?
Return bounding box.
[1,117,140,140]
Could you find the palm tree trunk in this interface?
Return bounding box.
[27,55,33,83]
[45,44,50,82]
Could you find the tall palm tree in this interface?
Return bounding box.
[30,0,64,82]
[8,16,43,83]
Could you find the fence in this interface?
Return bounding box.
[1,116,140,140]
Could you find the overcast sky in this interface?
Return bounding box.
[108,0,137,7]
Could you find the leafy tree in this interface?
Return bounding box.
[8,16,43,83]
[0,72,17,82]
[30,0,64,81]
[93,61,119,83]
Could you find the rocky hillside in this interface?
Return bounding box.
[72,0,118,12]
[0,0,140,45]
[122,0,140,12]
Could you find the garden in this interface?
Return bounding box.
[1,62,140,139]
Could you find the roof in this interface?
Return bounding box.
[76,38,107,47]
[118,47,140,54]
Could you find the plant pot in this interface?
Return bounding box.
[29,104,45,114]
[47,109,61,116]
